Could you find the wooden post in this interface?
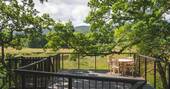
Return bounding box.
[68,78,72,89]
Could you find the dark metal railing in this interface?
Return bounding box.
[3,52,170,89]
[15,69,146,89]
[11,53,146,89]
[3,52,166,89]
[6,52,170,89]
[2,56,48,89]
[134,54,170,89]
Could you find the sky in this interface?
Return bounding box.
[34,0,90,26]
[32,0,170,26]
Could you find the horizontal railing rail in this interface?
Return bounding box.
[59,52,136,56]
[17,58,48,69]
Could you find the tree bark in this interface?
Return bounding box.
[157,62,168,89]
[1,44,6,67]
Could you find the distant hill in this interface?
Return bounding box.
[42,26,90,34]
[74,26,89,33]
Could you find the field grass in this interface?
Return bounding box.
[61,53,132,70]
[0,47,73,57]
[0,47,132,69]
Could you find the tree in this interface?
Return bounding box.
[46,21,74,50]
[86,0,170,88]
[28,35,47,48]
[32,0,170,88]
[0,0,54,67]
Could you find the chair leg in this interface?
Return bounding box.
[117,68,119,74]
[109,66,112,74]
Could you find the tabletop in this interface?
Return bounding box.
[118,58,134,62]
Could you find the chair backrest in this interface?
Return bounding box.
[107,55,112,61]
[112,59,119,66]
[107,55,119,66]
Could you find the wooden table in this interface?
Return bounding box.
[118,58,134,76]
[118,58,134,62]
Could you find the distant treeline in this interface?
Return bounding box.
[26,35,68,48]
[27,35,47,48]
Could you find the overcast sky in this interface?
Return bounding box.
[33,0,170,26]
[34,0,90,26]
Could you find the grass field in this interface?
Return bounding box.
[0,47,132,69]
[0,47,73,57]
[60,53,132,70]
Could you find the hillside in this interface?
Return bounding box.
[74,26,89,33]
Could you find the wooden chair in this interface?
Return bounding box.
[107,55,119,74]
[118,57,134,76]
[111,59,119,74]
[124,61,134,76]
[107,55,113,74]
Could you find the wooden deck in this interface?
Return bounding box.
[47,69,146,89]
[57,69,144,80]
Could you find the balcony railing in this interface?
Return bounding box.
[3,52,170,89]
[14,54,145,89]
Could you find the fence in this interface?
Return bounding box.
[14,54,145,89]
[1,56,48,89]
[134,54,170,89]
[3,52,169,89]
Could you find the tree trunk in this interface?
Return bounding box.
[157,62,168,89]
[1,44,6,67]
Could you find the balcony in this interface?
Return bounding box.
[4,53,169,89]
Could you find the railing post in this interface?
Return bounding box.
[68,78,72,89]
[168,63,170,89]
[33,74,37,89]
[62,54,64,69]
[51,56,55,72]
[154,61,157,88]
[144,58,147,81]
[95,55,97,71]
[21,73,25,89]
[55,55,57,72]
[47,57,51,72]
[58,54,61,70]
[138,55,141,76]
[133,54,136,77]
[78,53,80,69]
[8,58,11,88]
[57,54,59,71]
